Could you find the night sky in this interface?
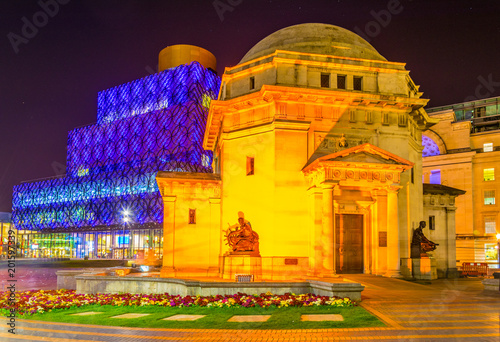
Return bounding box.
[1,0,500,213]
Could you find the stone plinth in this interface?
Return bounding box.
[400,258,413,279]
[412,257,437,280]
[57,270,87,290]
[221,253,262,281]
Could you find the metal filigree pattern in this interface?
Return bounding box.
[13,62,221,231]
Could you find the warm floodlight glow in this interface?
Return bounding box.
[496,233,500,240]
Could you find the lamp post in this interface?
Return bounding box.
[122,209,131,260]
[497,233,500,270]
[496,233,500,292]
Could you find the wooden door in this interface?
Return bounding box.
[335,214,363,273]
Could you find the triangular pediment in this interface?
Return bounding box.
[324,151,400,164]
[303,143,413,172]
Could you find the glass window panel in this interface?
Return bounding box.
[485,216,496,234]
[337,75,346,89]
[430,170,441,185]
[484,143,494,152]
[486,105,497,116]
[484,190,496,205]
[484,168,495,181]
[353,76,362,91]
[485,243,497,260]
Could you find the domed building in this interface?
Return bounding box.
[156,23,463,280]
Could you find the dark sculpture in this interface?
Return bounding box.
[339,133,348,148]
[411,221,438,258]
[225,216,259,254]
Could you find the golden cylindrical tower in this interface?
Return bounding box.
[158,44,216,72]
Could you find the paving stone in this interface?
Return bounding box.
[162,314,206,321]
[301,314,344,321]
[227,315,271,322]
[69,311,103,316]
[110,313,151,319]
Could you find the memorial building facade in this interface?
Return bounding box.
[156,24,462,280]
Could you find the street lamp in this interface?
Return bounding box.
[121,209,132,260]
[496,233,500,269]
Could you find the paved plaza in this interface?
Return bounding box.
[1,272,500,341]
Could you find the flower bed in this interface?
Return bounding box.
[0,290,353,315]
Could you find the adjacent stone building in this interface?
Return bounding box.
[423,96,500,266]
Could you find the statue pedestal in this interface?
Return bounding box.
[410,257,437,280]
[221,253,262,281]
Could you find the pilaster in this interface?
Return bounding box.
[160,196,176,278]
[385,186,402,278]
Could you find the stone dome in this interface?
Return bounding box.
[240,23,386,64]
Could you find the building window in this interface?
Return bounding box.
[484,143,493,152]
[382,112,390,125]
[321,73,330,88]
[429,170,441,185]
[484,190,496,205]
[188,209,196,224]
[485,243,498,260]
[484,168,495,181]
[475,106,486,117]
[246,156,254,176]
[201,154,210,168]
[411,168,414,184]
[422,135,440,157]
[429,215,435,230]
[484,216,496,234]
[249,76,255,90]
[353,76,363,91]
[398,113,407,127]
[365,111,373,124]
[337,75,346,89]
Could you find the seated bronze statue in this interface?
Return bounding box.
[225,217,259,253]
[411,221,438,257]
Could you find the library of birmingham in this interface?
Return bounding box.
[12,23,500,279]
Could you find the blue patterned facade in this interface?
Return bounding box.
[13,62,220,231]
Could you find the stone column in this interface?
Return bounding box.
[370,190,380,275]
[385,187,402,278]
[322,183,336,277]
[160,196,176,278]
[208,198,221,276]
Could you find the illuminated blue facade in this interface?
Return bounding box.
[13,62,220,232]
